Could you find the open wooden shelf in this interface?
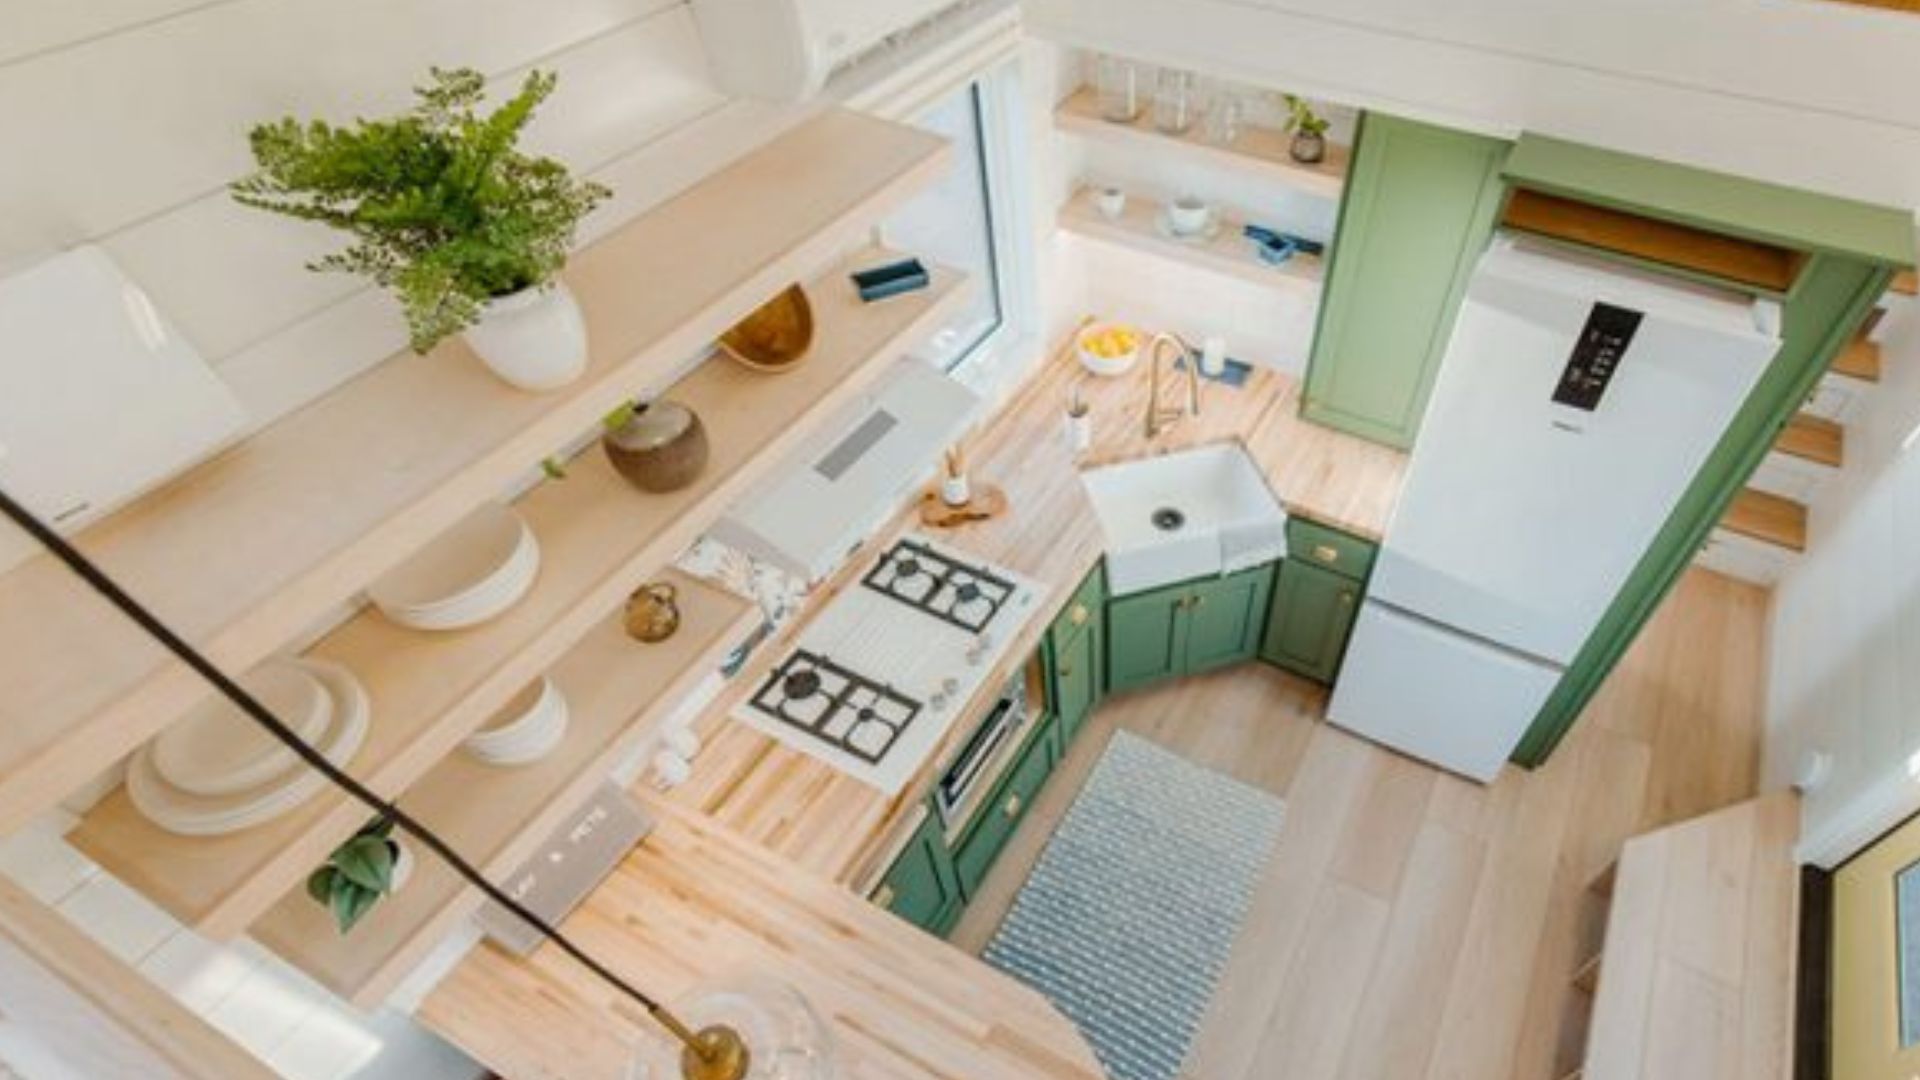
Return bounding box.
[0,109,950,839]
[1058,185,1324,293]
[68,247,966,937]
[1502,188,1807,295]
[251,572,754,1008]
[1053,86,1349,199]
[1773,412,1844,469]
[1721,488,1808,554]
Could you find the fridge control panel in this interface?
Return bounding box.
[1553,302,1644,412]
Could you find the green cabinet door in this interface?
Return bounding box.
[1260,560,1362,684]
[1105,581,1189,693]
[1050,618,1099,746]
[954,714,1058,900]
[1303,113,1511,449]
[872,807,963,936]
[1183,566,1275,674]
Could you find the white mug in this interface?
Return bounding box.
[941,472,972,507]
[1095,187,1127,220]
[1167,196,1211,236]
[1201,336,1228,376]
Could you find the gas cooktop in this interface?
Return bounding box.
[730,533,1046,793]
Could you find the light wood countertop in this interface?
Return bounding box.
[420,336,1405,1078]
[673,342,1406,889]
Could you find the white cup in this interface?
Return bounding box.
[941,473,972,507]
[1167,197,1211,236]
[1201,336,1228,377]
[1094,187,1127,220]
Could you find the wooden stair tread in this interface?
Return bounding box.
[1721,489,1808,553]
[67,248,966,937]
[0,108,951,839]
[1773,412,1844,468]
[1830,335,1881,382]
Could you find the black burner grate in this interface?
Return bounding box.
[860,538,1017,634]
[747,648,923,765]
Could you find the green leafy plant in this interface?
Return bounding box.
[232,67,610,353]
[1283,94,1330,137]
[306,817,406,934]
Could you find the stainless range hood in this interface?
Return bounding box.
[708,357,979,583]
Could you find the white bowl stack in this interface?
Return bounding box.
[128,658,370,837]
[370,503,540,632]
[464,677,569,766]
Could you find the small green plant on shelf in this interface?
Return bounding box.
[231,67,610,354]
[1282,94,1330,164]
[307,816,410,934]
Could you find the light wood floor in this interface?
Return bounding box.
[948,568,1771,1080]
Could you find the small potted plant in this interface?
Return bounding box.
[306,817,414,934]
[232,68,610,391]
[1283,94,1331,164]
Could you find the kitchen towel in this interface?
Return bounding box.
[982,731,1285,1080]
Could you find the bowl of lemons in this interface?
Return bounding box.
[1076,322,1142,377]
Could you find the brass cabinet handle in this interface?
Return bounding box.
[1339,590,1355,606]
[1059,663,1074,679]
[874,883,897,908]
[1069,603,1089,627]
[1191,593,1205,608]
[1003,793,1023,818]
[1313,543,1340,564]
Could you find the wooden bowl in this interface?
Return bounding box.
[720,284,814,372]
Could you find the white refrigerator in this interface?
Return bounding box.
[1327,239,1781,782]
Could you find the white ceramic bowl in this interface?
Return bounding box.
[371,503,539,631]
[150,658,331,797]
[465,678,569,766]
[1076,322,1142,377]
[128,659,370,837]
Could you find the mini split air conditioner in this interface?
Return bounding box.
[690,0,964,101]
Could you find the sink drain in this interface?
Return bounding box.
[1151,507,1186,532]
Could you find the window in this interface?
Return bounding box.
[883,80,1012,373]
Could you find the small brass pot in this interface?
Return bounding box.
[719,285,813,373]
[625,582,681,643]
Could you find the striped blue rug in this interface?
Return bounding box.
[982,732,1285,1080]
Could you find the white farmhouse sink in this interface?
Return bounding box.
[1080,443,1289,596]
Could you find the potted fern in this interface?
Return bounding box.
[306,817,414,934]
[233,68,610,391]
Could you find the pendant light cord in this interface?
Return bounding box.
[0,485,712,1055]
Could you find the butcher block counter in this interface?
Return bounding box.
[420,335,1406,1078]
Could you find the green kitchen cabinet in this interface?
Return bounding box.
[1045,563,1106,746]
[1105,579,1190,693]
[1048,615,1100,745]
[1260,560,1363,684]
[1105,566,1275,694]
[1184,567,1275,674]
[954,712,1059,901]
[871,806,963,936]
[1303,113,1511,449]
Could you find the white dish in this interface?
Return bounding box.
[1155,210,1222,244]
[370,503,539,631]
[127,659,370,837]
[150,659,331,797]
[465,677,569,766]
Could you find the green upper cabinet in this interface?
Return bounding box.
[1105,566,1275,694]
[1303,114,1512,449]
[1184,567,1274,674]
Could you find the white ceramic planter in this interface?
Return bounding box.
[388,841,414,894]
[462,281,588,391]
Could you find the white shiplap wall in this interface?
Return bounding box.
[0,0,807,427]
[0,2,792,1074]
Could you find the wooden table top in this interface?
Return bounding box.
[420,335,1406,1079]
